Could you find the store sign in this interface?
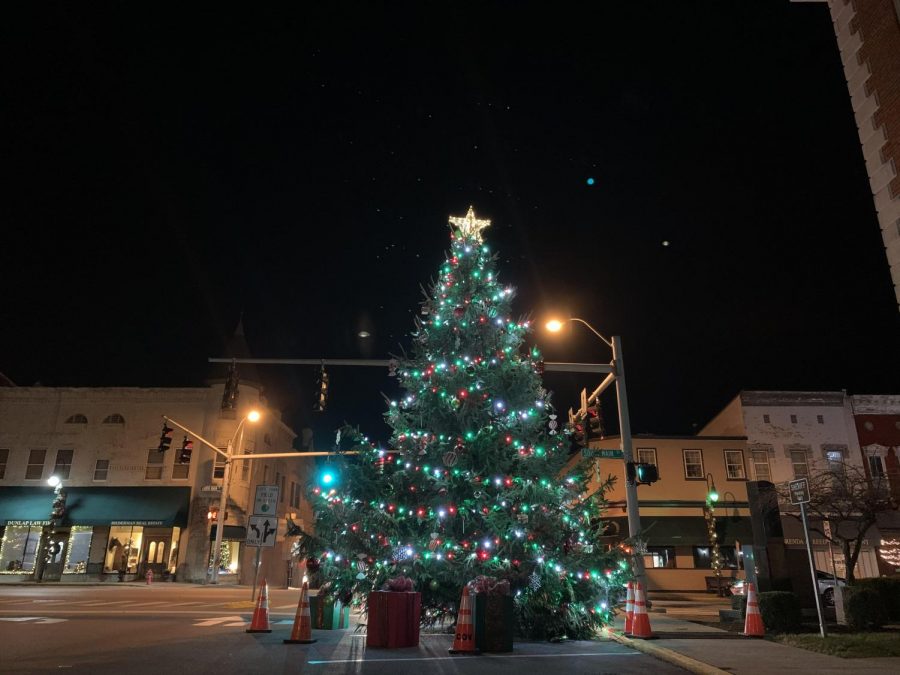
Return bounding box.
[111,520,164,526]
[7,520,50,526]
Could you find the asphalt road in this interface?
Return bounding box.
[0,584,686,674]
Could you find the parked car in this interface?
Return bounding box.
[729,572,846,606]
[816,570,846,606]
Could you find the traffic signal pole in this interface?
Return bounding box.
[162,415,358,585]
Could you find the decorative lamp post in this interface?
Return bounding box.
[704,473,724,596]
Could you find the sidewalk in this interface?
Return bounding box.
[608,613,900,674]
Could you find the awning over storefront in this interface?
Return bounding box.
[780,514,881,549]
[209,525,247,541]
[0,486,191,527]
[604,516,754,547]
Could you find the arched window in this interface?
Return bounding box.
[65,414,88,424]
[102,414,125,425]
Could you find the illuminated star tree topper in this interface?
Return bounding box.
[448,205,491,242]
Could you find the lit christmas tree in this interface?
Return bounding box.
[297,207,626,639]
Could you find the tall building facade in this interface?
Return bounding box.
[0,382,315,586]
[795,0,900,307]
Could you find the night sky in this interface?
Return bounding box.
[4,4,899,447]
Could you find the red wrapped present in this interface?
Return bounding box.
[366,591,421,648]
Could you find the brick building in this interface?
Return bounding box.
[795,0,900,307]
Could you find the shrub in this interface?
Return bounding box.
[758,591,802,634]
[845,587,888,631]
[853,578,900,621]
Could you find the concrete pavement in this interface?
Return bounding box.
[609,611,900,674]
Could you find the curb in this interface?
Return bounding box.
[605,629,731,675]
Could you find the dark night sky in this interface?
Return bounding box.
[3,3,898,447]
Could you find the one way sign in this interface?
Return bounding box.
[246,515,278,548]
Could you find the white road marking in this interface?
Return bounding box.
[308,652,640,665]
[0,617,68,624]
[193,615,246,627]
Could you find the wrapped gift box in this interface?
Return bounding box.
[474,594,514,652]
[333,600,351,629]
[366,591,421,648]
[310,592,335,630]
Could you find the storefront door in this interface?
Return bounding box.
[41,531,70,582]
[142,535,168,574]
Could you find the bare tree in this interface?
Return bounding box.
[778,463,897,584]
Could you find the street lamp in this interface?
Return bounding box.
[210,409,261,585]
[704,473,724,596]
[544,316,645,589]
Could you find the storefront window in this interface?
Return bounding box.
[0,526,42,573]
[209,540,241,575]
[104,526,144,573]
[645,546,676,568]
[63,527,93,574]
[692,546,712,569]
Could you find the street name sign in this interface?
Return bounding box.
[254,485,279,515]
[582,448,624,459]
[789,478,811,505]
[246,515,278,548]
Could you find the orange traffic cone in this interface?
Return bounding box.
[742,582,765,637]
[284,581,317,644]
[630,582,653,639]
[448,587,480,654]
[624,581,634,635]
[246,578,272,633]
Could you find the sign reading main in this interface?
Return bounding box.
[582,448,624,459]
[246,515,278,548]
[253,485,279,515]
[789,478,811,505]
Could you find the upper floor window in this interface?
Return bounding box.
[93,459,109,481]
[751,450,771,481]
[26,449,46,480]
[762,414,770,424]
[65,414,88,424]
[53,449,74,480]
[869,455,886,479]
[213,452,226,480]
[790,449,810,479]
[816,415,824,424]
[0,449,8,479]
[145,449,163,480]
[790,414,798,424]
[683,449,704,479]
[637,448,657,468]
[824,447,846,475]
[724,450,746,479]
[102,414,125,425]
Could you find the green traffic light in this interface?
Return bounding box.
[708,489,719,502]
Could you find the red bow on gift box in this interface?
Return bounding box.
[383,575,414,592]
[470,575,510,596]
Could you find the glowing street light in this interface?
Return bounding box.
[543,315,645,590]
[210,408,262,584]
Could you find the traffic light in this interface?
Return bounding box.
[178,436,193,464]
[636,463,659,484]
[316,464,339,489]
[313,366,329,412]
[627,462,659,485]
[50,489,67,525]
[158,423,174,453]
[221,362,240,411]
[586,405,604,437]
[571,420,586,447]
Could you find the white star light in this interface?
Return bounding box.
[449,206,491,241]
